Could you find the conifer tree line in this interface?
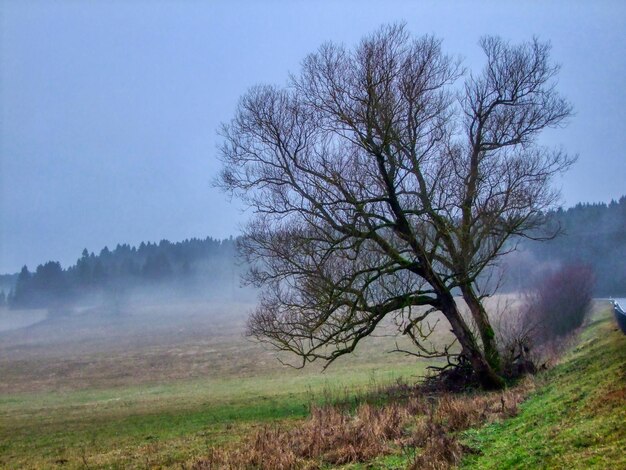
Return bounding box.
[2,237,238,309]
[0,196,624,310]
[505,196,626,296]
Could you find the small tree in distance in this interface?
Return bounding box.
[218,24,574,389]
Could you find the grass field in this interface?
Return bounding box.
[188,301,625,469]
[1,298,623,469]
[0,299,434,469]
[0,362,425,468]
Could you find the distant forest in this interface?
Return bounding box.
[503,196,626,296]
[1,196,625,310]
[532,196,624,295]
[1,237,242,310]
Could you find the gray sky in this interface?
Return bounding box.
[1,1,625,273]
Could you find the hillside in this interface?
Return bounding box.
[461,303,626,468]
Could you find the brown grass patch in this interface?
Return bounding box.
[193,403,409,469]
[194,377,536,469]
[586,385,626,414]
[406,379,534,469]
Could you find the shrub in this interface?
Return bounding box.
[496,263,594,376]
[527,263,594,344]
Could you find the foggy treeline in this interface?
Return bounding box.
[1,237,245,311]
[0,196,624,313]
[502,195,626,295]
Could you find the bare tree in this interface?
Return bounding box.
[218,24,573,389]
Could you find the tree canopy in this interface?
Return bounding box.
[219,24,574,389]
[508,196,626,295]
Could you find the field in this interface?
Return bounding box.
[1,298,623,469]
[0,299,436,469]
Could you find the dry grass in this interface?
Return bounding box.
[193,377,536,469]
[406,378,535,469]
[0,300,426,469]
[194,403,410,469]
[0,295,532,468]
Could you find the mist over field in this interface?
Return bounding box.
[0,196,624,393]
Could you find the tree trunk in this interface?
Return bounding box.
[440,294,505,390]
[460,285,502,373]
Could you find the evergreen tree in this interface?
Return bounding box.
[142,253,173,280]
[11,266,33,308]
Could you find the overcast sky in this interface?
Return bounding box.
[1,1,625,273]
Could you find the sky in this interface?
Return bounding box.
[1,1,625,274]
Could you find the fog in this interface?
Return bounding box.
[0,235,260,394]
[2,195,625,373]
[0,273,260,394]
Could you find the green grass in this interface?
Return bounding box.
[321,303,625,470]
[461,304,626,469]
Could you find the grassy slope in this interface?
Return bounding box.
[461,304,626,469]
